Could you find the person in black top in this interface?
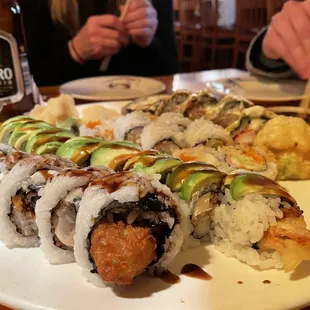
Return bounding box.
[19,0,179,86]
[247,0,310,80]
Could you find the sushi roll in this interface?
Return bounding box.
[36,167,113,264]
[90,141,142,171]
[0,143,28,182]
[167,162,225,239]
[121,95,169,116]
[123,150,182,182]
[113,111,151,145]
[25,128,76,155]
[183,119,233,148]
[161,90,193,114]
[227,106,276,145]
[210,95,254,128]
[183,90,219,120]
[74,171,192,286]
[0,154,76,248]
[0,116,38,144]
[211,173,310,271]
[56,136,105,166]
[140,113,190,154]
[174,145,278,180]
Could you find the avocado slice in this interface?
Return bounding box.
[0,118,41,144]
[90,141,141,170]
[0,115,34,128]
[229,174,296,204]
[9,122,52,149]
[56,137,105,166]
[166,162,218,192]
[179,171,225,201]
[133,156,182,176]
[56,118,80,136]
[25,128,75,154]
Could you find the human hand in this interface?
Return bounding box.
[262,0,310,79]
[69,15,128,62]
[123,0,158,48]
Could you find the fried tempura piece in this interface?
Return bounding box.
[90,221,157,285]
[259,214,310,272]
[254,116,310,180]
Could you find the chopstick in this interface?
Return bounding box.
[298,80,310,118]
[268,106,310,117]
[99,0,133,72]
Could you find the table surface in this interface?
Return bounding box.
[0,68,307,310]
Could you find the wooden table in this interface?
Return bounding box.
[0,68,307,310]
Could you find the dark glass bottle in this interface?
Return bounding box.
[0,0,35,121]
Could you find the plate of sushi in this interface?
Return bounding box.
[0,89,310,310]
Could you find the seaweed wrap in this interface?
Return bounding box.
[74,171,192,286]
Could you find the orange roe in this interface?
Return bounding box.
[179,153,197,162]
[86,120,102,129]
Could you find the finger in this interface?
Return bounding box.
[93,27,123,43]
[123,7,156,24]
[124,18,149,29]
[93,36,121,50]
[128,0,152,10]
[263,28,281,59]
[285,2,310,57]
[271,12,310,78]
[90,15,124,31]
[128,27,153,37]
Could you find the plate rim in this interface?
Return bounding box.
[60,75,167,101]
[206,78,307,102]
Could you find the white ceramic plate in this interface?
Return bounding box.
[0,180,310,310]
[60,76,166,101]
[206,77,307,102]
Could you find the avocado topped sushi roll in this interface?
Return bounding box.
[90,141,142,171]
[167,162,225,238]
[56,136,106,166]
[74,171,192,286]
[211,173,310,271]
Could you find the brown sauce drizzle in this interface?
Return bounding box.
[33,136,70,153]
[237,281,243,284]
[39,169,54,181]
[181,264,212,280]
[263,280,271,284]
[159,271,180,284]
[71,143,103,163]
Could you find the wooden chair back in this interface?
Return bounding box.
[236,0,267,31]
[199,0,218,29]
[179,0,200,28]
[266,0,288,22]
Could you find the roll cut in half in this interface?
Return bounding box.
[0,155,76,248]
[74,171,192,286]
[36,167,113,264]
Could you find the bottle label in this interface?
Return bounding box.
[0,38,18,99]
